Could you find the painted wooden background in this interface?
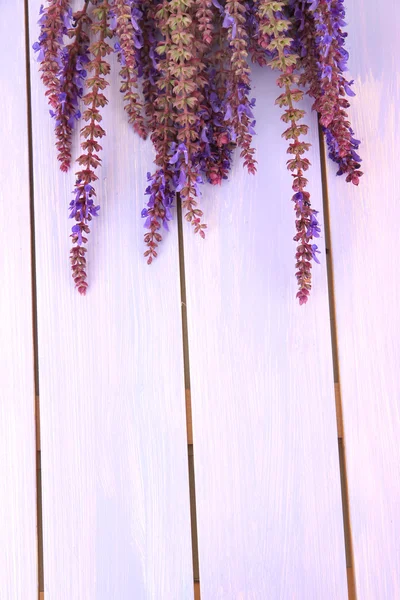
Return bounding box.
[0,4,38,600]
[1,0,399,598]
[327,1,400,597]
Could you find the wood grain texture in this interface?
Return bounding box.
[0,3,38,599]
[28,1,193,597]
[326,1,400,596]
[183,67,348,598]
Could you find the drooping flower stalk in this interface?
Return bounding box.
[69,1,112,294]
[295,0,362,184]
[202,31,236,185]
[141,0,159,132]
[317,0,362,184]
[195,0,215,45]
[292,2,320,96]
[113,0,147,139]
[166,0,208,237]
[55,3,91,171]
[192,2,233,185]
[34,1,72,110]
[258,0,321,304]
[141,0,176,263]
[246,0,268,67]
[224,0,257,174]
[34,0,88,171]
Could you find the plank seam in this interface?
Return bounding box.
[334,383,344,440]
[23,1,44,597]
[177,193,201,599]
[318,124,357,600]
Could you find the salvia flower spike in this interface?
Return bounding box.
[35,0,362,303]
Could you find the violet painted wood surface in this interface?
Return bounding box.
[0,3,38,599]
[183,67,348,599]
[327,0,400,597]
[1,0,399,598]
[28,1,193,597]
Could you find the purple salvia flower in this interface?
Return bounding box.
[169,143,189,166]
[212,0,223,10]
[224,104,233,121]
[223,13,237,39]
[306,213,321,238]
[311,244,321,264]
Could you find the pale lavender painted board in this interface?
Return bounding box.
[327,1,400,597]
[183,67,348,598]
[0,3,38,599]
[28,1,193,597]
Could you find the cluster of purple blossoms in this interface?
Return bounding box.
[293,0,362,184]
[200,66,236,186]
[35,0,361,303]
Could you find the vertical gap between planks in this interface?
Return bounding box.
[194,582,201,600]
[24,1,44,597]
[318,125,356,600]
[177,194,201,598]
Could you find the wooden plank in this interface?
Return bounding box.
[183,67,348,598]
[0,3,38,599]
[326,0,400,596]
[28,1,193,597]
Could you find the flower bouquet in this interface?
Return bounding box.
[34,0,362,303]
